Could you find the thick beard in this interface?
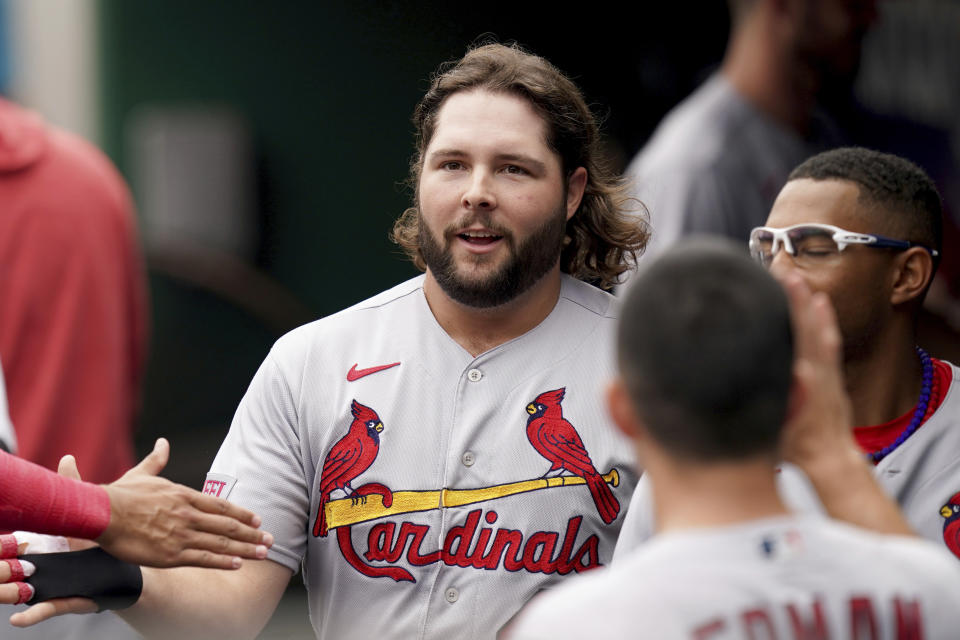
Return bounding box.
[418,206,568,309]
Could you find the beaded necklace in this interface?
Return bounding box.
[868,347,933,464]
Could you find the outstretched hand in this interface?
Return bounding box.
[96,438,273,569]
[3,439,275,628]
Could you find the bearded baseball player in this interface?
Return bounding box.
[6,43,646,638]
[617,147,959,560]
[507,239,960,639]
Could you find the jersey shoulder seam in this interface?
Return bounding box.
[558,277,618,320]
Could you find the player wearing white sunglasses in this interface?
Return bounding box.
[749,222,939,268]
[756,147,960,561]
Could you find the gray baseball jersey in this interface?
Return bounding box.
[615,362,960,562]
[205,274,638,639]
[510,515,960,639]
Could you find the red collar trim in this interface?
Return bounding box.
[853,358,951,460]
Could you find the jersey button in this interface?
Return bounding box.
[461,451,476,467]
[467,368,483,382]
[445,587,459,603]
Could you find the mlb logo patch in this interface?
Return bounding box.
[202,473,237,499]
[758,529,804,561]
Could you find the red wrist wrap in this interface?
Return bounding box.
[15,582,32,605]
[7,558,24,582]
[0,451,110,539]
[0,534,17,558]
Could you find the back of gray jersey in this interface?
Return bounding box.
[513,515,960,639]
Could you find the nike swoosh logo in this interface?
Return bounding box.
[347,362,401,381]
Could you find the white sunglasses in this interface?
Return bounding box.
[749,223,939,267]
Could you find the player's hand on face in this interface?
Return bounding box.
[96,438,273,569]
[777,272,859,471]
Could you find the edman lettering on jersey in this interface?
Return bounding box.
[313,391,621,582]
[692,596,923,640]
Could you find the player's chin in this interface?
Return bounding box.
[452,262,506,288]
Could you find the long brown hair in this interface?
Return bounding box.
[390,42,648,290]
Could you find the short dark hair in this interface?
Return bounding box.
[391,42,649,289]
[617,238,793,462]
[788,147,943,266]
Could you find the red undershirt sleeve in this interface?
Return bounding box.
[0,450,110,539]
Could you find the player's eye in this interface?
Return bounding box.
[796,247,835,258]
[502,164,528,175]
[441,161,464,171]
[789,232,839,258]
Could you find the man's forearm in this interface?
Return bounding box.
[801,447,915,537]
[119,560,292,640]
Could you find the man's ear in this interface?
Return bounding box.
[565,167,587,221]
[606,378,646,442]
[890,247,935,306]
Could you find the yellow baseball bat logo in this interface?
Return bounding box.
[325,468,619,530]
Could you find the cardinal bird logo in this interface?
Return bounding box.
[313,400,384,537]
[939,491,960,558]
[525,388,620,524]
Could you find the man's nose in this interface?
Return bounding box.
[767,248,796,279]
[462,171,496,210]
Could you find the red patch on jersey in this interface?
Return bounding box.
[940,491,960,558]
[347,362,400,381]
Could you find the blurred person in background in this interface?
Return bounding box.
[620,0,874,278]
[0,95,148,485]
